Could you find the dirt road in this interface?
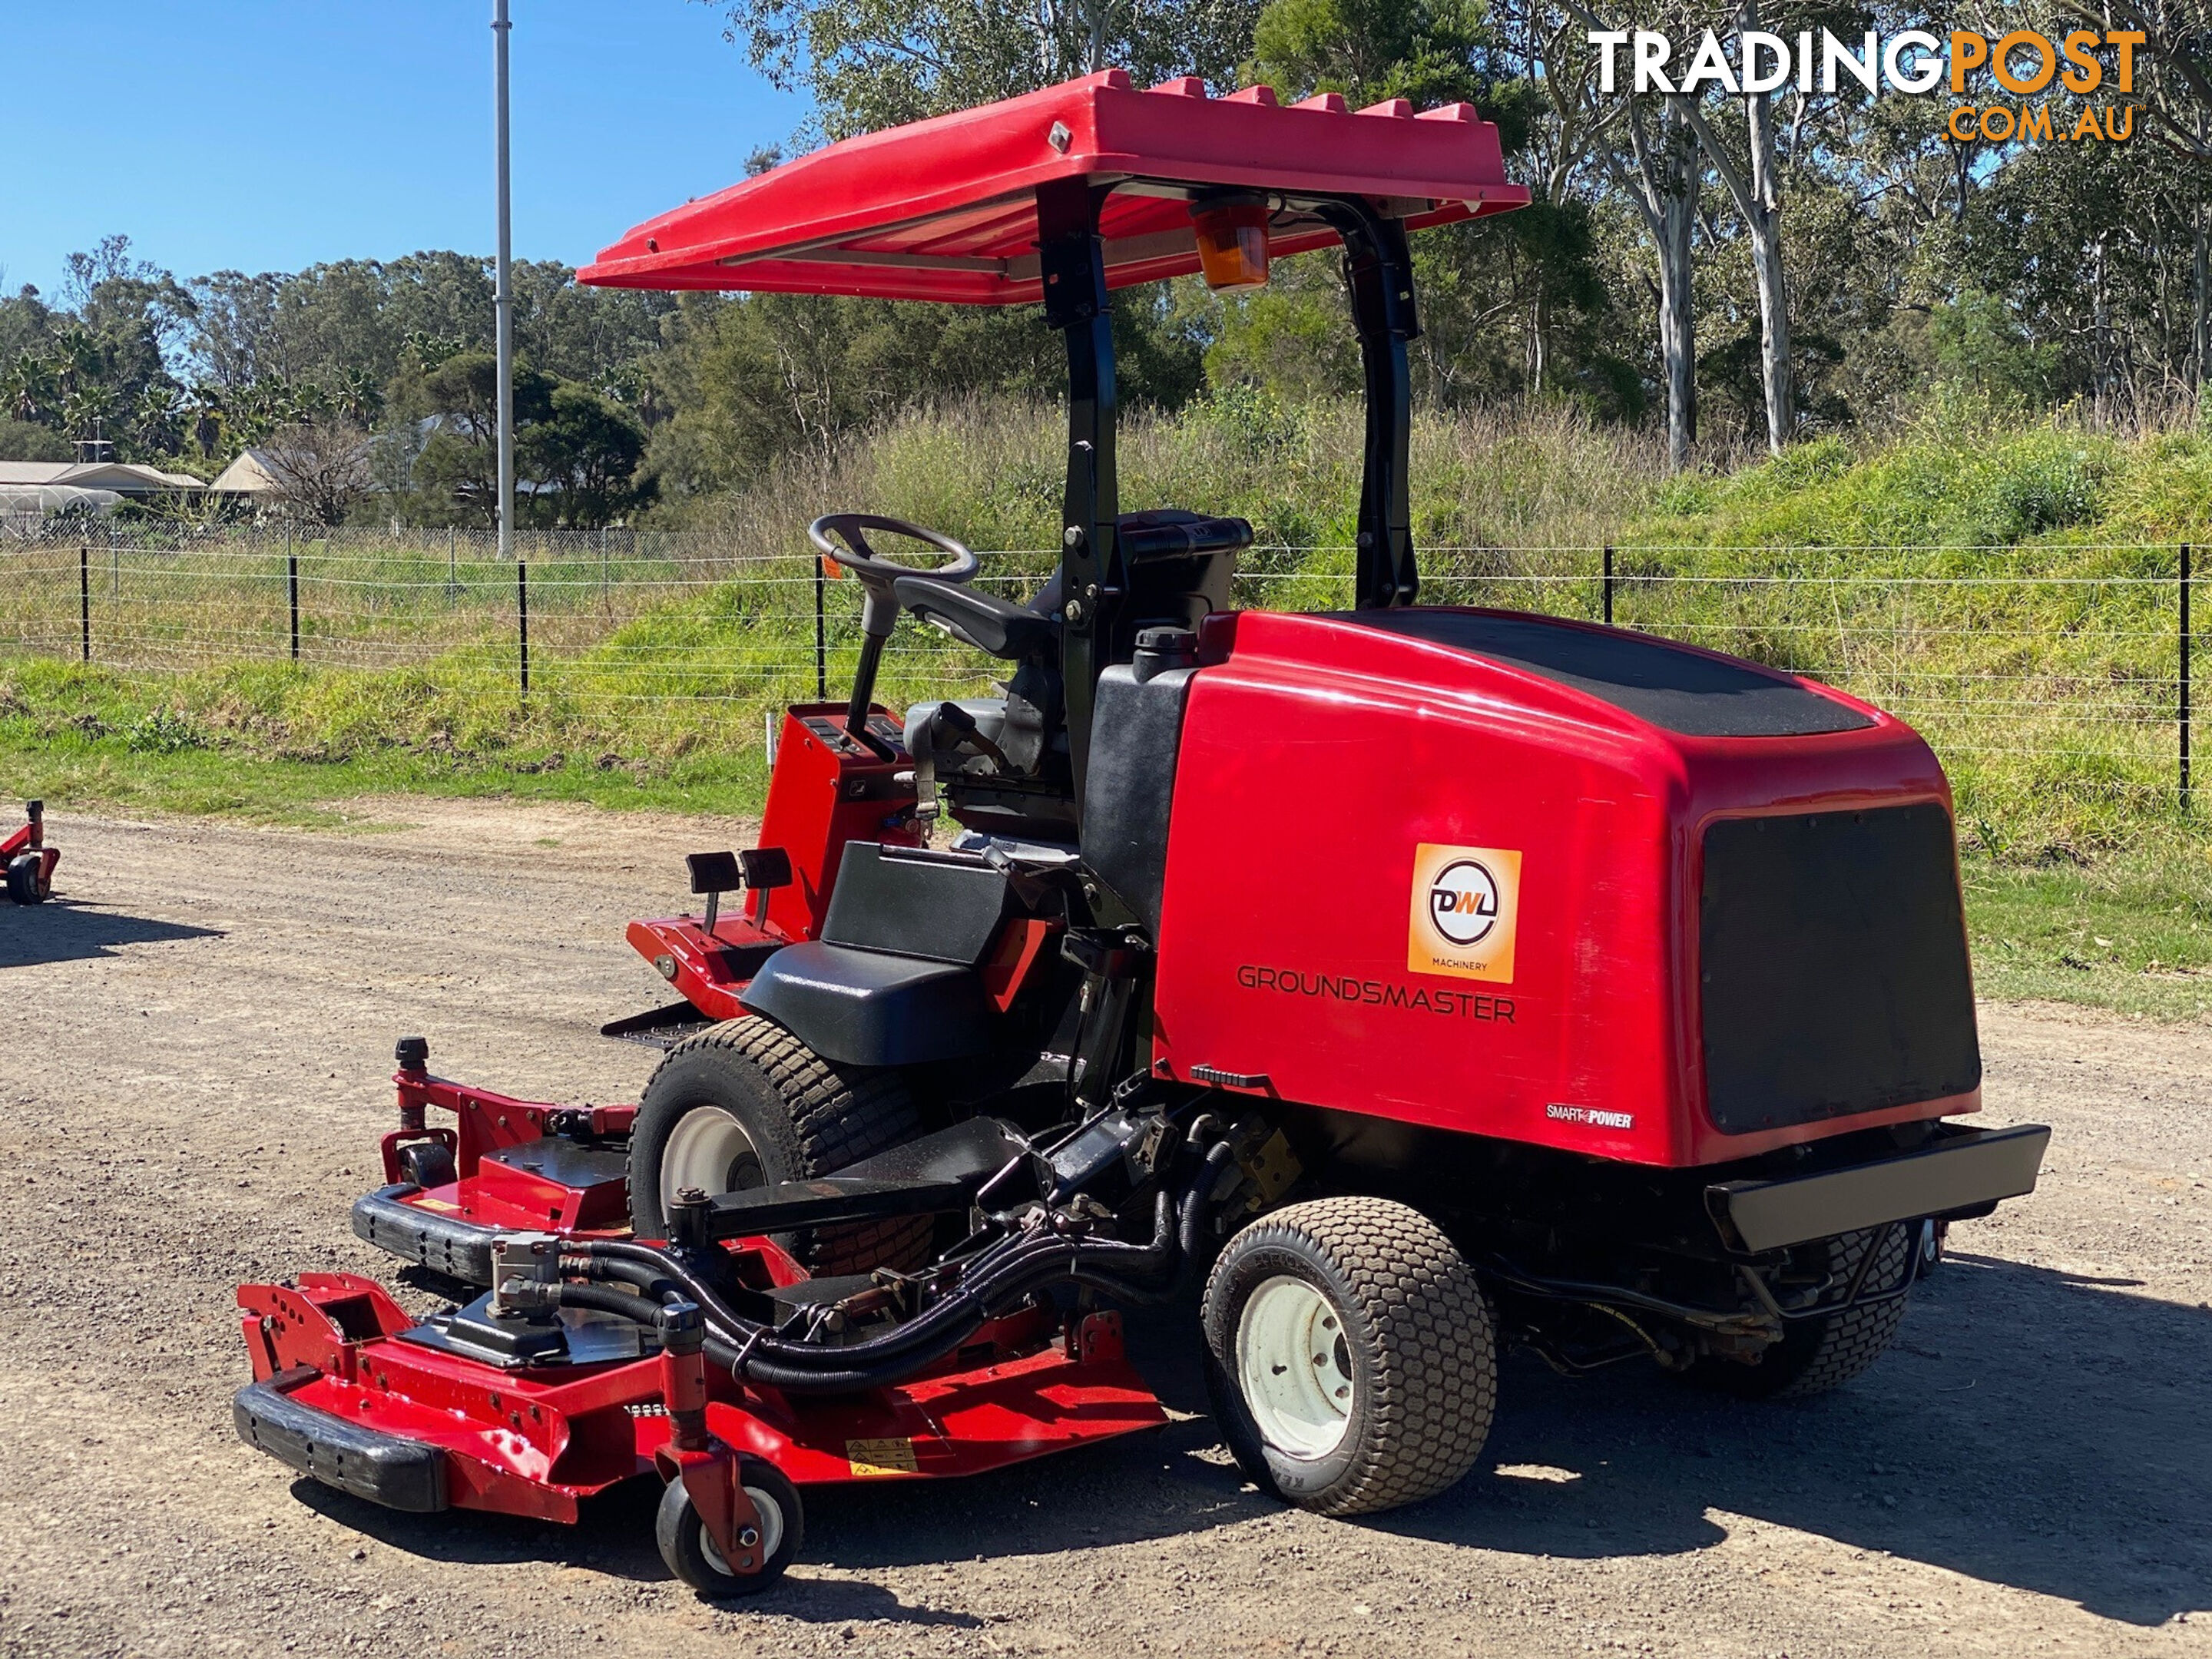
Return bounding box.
[2,805,2207,1659]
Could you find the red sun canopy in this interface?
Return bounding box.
[578,69,1528,306]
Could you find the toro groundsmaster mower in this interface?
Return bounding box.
[236,70,2050,1595]
[5,800,57,905]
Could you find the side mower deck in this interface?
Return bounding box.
[236,1272,1163,1523]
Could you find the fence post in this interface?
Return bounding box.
[518,558,530,700]
[448,525,458,604]
[288,529,300,663]
[1602,545,1614,627]
[2184,541,2194,816]
[78,545,90,662]
[813,554,827,700]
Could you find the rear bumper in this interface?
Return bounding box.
[233,1367,449,1513]
[351,1184,498,1283]
[1705,1122,2050,1253]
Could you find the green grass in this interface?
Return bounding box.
[1965,834,2212,1019]
[4,395,2209,1018]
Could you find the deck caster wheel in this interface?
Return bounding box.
[395,1140,457,1191]
[6,853,49,905]
[1916,1217,1948,1276]
[630,1019,930,1274]
[656,1456,803,1598]
[1202,1196,1497,1517]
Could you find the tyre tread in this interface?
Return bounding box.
[1207,1196,1496,1517]
[643,1017,929,1273]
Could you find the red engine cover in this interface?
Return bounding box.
[1150,609,1981,1169]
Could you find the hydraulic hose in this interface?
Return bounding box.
[1179,1139,1238,1263]
[551,1157,1221,1395]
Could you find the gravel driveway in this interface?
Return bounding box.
[1,804,2205,1659]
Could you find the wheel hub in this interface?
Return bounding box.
[699,1484,785,1575]
[1237,1275,1356,1459]
[660,1106,767,1213]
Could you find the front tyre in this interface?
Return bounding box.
[1202,1197,1497,1517]
[628,1019,930,1274]
[655,1456,803,1598]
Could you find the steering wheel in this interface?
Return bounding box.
[808,515,979,644]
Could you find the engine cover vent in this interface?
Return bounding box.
[1700,803,1981,1135]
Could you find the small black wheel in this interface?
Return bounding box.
[630,1019,930,1274]
[1202,1196,1497,1517]
[6,853,48,906]
[396,1140,458,1191]
[1916,1217,1948,1276]
[1695,1225,1916,1399]
[656,1456,803,1598]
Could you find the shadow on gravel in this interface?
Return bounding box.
[1366,1253,2209,1628]
[805,1254,2208,1625]
[0,901,221,968]
[293,1254,2207,1628]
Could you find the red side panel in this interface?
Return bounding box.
[1151,611,1976,1169]
[755,704,922,941]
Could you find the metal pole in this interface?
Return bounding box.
[448,525,458,601]
[492,0,515,568]
[78,545,89,662]
[1603,545,1614,627]
[2183,542,2194,815]
[813,554,827,700]
[518,559,530,700]
[288,539,300,663]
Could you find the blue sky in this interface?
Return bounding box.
[0,2,809,297]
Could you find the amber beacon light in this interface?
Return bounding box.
[1192,195,1271,289]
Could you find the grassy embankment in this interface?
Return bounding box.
[3,395,2209,1016]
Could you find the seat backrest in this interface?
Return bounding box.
[819,842,1017,966]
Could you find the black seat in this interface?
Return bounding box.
[738,941,998,1066]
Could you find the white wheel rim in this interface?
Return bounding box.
[1237,1275,1356,1460]
[697,1483,786,1575]
[660,1106,766,1213]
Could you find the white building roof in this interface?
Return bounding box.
[0,460,202,493]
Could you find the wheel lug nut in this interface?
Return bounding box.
[738,1527,760,1548]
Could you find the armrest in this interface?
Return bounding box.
[894,575,1060,660]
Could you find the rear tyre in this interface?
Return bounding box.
[628,1018,931,1274]
[1697,1224,1916,1399]
[6,853,48,906]
[655,1457,803,1598]
[1201,1196,1497,1517]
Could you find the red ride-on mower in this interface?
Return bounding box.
[237,71,2051,1598]
[5,801,57,905]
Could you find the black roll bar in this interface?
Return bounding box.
[1036,182,1422,817]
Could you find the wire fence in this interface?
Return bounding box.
[0,522,2196,823]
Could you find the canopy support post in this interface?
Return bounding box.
[1038,177,1121,819]
[1317,199,1421,609]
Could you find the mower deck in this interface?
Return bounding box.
[237,1273,1163,1523]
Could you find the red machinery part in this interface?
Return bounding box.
[235,1275,1167,1528]
[620,704,923,1018]
[580,70,1527,304]
[2,800,57,904]
[1149,609,1979,1167]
